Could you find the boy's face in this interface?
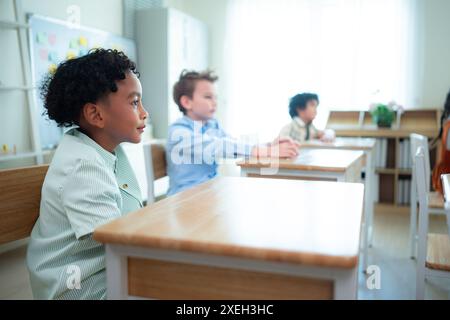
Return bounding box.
[298,99,318,124]
[101,72,148,145]
[182,80,217,121]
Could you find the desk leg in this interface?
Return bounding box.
[334,267,358,300]
[366,150,375,247]
[106,245,128,300]
[361,151,374,273]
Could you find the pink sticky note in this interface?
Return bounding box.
[39,48,48,61]
[48,34,57,46]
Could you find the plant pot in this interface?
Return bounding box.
[377,121,392,128]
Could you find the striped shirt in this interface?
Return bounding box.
[26,128,142,300]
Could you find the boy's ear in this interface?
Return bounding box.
[82,103,105,128]
[180,95,191,111]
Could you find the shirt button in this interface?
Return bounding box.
[122,184,128,189]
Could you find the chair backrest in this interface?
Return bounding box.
[410,133,431,191]
[415,147,429,271]
[0,165,49,245]
[441,173,450,236]
[143,142,167,204]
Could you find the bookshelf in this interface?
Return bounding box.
[326,109,441,214]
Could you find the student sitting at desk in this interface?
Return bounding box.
[166,70,300,195]
[279,93,334,143]
[26,49,148,299]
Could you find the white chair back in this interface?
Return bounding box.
[410,134,430,190]
[415,146,428,300]
[441,174,450,237]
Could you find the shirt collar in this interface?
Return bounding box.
[182,116,216,130]
[294,116,309,127]
[66,128,118,173]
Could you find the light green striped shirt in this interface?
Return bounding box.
[26,128,142,300]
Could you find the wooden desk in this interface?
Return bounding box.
[94,177,365,300]
[237,149,364,183]
[299,138,376,272]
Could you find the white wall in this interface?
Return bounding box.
[421,0,450,108]
[0,0,123,169]
[165,0,229,123]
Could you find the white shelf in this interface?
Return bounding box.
[0,85,36,91]
[1,0,44,166]
[0,150,54,163]
[0,19,29,29]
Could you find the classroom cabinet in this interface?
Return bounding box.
[136,7,209,139]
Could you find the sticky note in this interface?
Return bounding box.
[79,48,88,56]
[48,51,58,63]
[69,39,78,50]
[36,32,47,45]
[48,34,57,46]
[48,63,57,74]
[66,51,77,60]
[111,44,123,51]
[78,36,88,47]
[39,48,48,61]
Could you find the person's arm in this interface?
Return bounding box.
[168,123,300,164]
[316,129,325,139]
[168,125,254,165]
[251,137,300,159]
[319,128,336,142]
[215,125,300,159]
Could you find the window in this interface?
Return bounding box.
[223,0,419,140]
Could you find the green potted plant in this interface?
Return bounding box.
[370,103,395,128]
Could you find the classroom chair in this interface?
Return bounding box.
[143,141,167,204]
[0,165,48,246]
[415,147,450,299]
[409,133,446,259]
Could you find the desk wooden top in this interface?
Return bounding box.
[237,149,364,173]
[94,177,364,269]
[299,137,376,151]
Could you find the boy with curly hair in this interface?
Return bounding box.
[26,49,148,299]
[279,93,327,143]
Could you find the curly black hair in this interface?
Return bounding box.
[288,93,319,118]
[40,48,139,127]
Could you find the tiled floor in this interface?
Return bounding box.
[0,209,449,300]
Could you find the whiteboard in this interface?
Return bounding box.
[28,15,137,149]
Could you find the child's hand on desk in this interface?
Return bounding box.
[319,129,336,143]
[252,137,300,159]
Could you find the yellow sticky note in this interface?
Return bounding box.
[111,44,123,52]
[78,36,88,47]
[48,63,57,74]
[66,51,77,60]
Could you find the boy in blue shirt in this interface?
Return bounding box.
[166,70,299,195]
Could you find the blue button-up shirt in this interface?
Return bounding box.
[166,116,254,195]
